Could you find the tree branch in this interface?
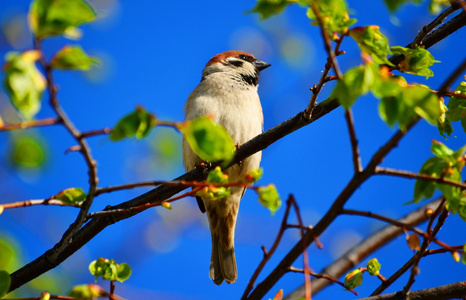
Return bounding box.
[359,281,466,300]
[283,198,442,300]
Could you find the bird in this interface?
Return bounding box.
[182,50,270,285]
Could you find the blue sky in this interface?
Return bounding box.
[0,1,465,299]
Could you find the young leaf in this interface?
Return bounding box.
[446,81,466,134]
[437,99,453,138]
[307,0,357,39]
[39,291,51,300]
[345,268,363,289]
[429,0,450,14]
[55,187,86,206]
[249,0,289,19]
[29,0,96,39]
[257,184,281,215]
[206,166,229,184]
[367,258,381,276]
[413,141,466,220]
[116,263,132,282]
[51,45,100,71]
[272,289,283,300]
[0,270,11,298]
[180,116,235,163]
[196,186,231,201]
[242,168,263,183]
[349,26,393,65]
[332,64,375,108]
[3,51,46,120]
[110,106,156,141]
[391,46,439,78]
[68,284,104,298]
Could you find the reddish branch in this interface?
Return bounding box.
[0,117,61,131]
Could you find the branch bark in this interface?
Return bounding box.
[357,281,466,300]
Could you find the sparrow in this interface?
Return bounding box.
[182,50,270,284]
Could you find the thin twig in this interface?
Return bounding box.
[0,199,79,210]
[80,127,112,138]
[341,209,454,250]
[288,267,357,295]
[0,117,61,131]
[345,109,363,174]
[375,167,466,189]
[241,195,295,300]
[289,195,312,300]
[362,281,466,300]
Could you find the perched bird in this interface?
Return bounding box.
[182,50,270,284]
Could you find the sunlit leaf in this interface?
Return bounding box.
[257,184,281,215]
[249,0,289,19]
[429,0,450,14]
[180,116,235,163]
[242,169,263,183]
[446,81,466,134]
[29,0,96,39]
[345,269,363,289]
[367,258,381,276]
[307,0,357,39]
[0,270,11,298]
[413,141,466,221]
[349,26,393,65]
[55,187,86,206]
[196,186,231,201]
[110,106,156,141]
[51,45,100,71]
[437,99,453,138]
[332,64,375,108]
[116,263,131,282]
[3,51,46,120]
[39,291,51,300]
[206,166,229,184]
[68,284,104,298]
[272,289,283,300]
[391,46,439,78]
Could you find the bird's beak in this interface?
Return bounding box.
[253,60,271,71]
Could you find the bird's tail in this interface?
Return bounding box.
[210,233,237,285]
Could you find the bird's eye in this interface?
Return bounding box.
[239,54,248,60]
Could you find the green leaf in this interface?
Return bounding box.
[10,134,47,168]
[429,0,450,14]
[345,269,363,289]
[116,263,132,282]
[249,0,289,19]
[349,26,393,65]
[383,0,423,12]
[391,46,439,78]
[206,166,229,184]
[55,187,86,206]
[332,64,375,108]
[307,0,357,39]
[39,292,51,300]
[0,270,11,298]
[446,81,466,134]
[242,168,263,183]
[3,51,46,120]
[437,100,453,138]
[89,258,130,282]
[68,284,103,298]
[110,106,156,141]
[257,184,281,215]
[180,116,235,163]
[51,45,100,71]
[413,141,466,220]
[29,0,96,39]
[379,84,441,130]
[367,258,381,276]
[196,186,231,201]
